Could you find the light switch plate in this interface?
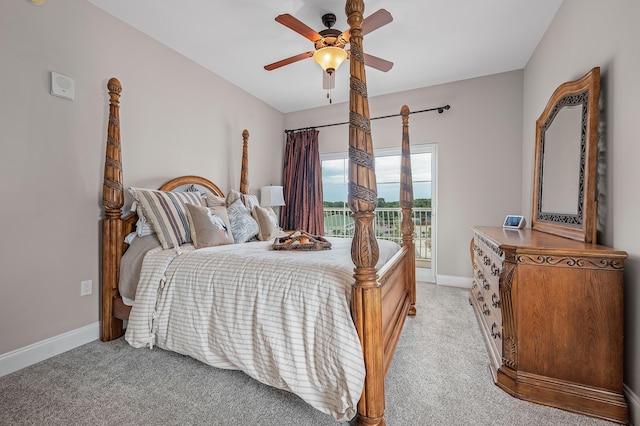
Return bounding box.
[81,280,92,296]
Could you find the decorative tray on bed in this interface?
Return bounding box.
[272,230,332,251]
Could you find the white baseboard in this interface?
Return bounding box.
[416,267,435,283]
[0,322,100,377]
[436,274,473,289]
[625,383,639,426]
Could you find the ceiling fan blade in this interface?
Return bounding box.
[363,52,394,72]
[264,51,314,71]
[346,50,394,72]
[340,9,393,43]
[361,9,393,35]
[275,14,322,42]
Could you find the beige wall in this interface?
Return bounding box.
[0,0,284,354]
[285,70,525,279]
[522,0,640,413]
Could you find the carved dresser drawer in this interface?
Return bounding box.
[471,232,503,367]
[470,226,628,424]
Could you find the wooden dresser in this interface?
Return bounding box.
[470,226,628,423]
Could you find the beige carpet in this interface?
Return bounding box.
[0,283,616,425]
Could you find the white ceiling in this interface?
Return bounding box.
[87,0,562,113]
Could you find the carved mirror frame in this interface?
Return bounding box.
[532,67,600,243]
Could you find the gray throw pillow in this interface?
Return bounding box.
[226,198,259,243]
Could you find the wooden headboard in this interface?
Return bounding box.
[159,175,224,194]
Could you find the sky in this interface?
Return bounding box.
[322,153,432,202]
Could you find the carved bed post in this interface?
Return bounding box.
[400,105,417,316]
[101,78,124,341]
[346,1,384,425]
[239,129,250,194]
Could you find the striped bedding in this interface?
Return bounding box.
[125,237,401,421]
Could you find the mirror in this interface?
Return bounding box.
[532,67,600,243]
[540,104,582,214]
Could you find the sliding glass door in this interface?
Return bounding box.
[321,144,437,281]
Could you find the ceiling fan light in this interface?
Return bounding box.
[313,47,347,74]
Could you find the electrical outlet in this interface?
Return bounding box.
[81,280,92,296]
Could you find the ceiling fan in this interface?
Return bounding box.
[264,9,394,76]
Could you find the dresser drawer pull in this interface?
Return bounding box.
[483,279,490,291]
[476,270,484,281]
[472,281,478,290]
[491,323,501,339]
[482,303,490,315]
[491,293,500,308]
[476,293,484,303]
[484,255,490,266]
[491,263,500,276]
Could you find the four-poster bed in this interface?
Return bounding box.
[101,1,415,424]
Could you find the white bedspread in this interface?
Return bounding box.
[125,237,400,421]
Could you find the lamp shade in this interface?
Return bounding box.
[313,47,348,74]
[260,186,285,207]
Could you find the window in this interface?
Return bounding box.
[321,144,436,273]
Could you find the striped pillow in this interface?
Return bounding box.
[129,187,205,250]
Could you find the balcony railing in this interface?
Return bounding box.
[323,207,432,264]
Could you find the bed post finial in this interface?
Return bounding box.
[102,77,125,341]
[240,129,250,194]
[400,105,413,222]
[103,78,123,214]
[346,1,385,425]
[400,105,417,316]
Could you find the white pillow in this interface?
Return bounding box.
[205,192,226,208]
[135,218,155,237]
[225,189,243,206]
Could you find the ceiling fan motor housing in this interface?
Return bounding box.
[315,13,347,50]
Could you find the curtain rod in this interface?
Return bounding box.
[284,104,450,133]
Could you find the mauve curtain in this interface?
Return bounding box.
[280,129,324,235]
